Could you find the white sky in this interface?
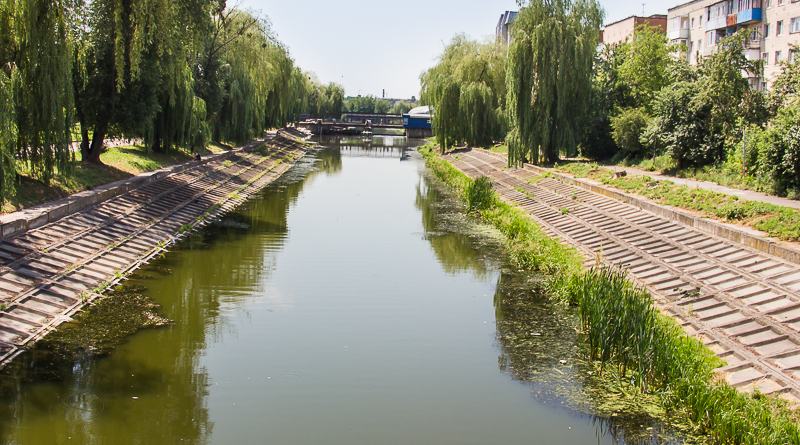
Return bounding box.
[241,0,664,99]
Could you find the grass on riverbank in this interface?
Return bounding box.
[553,161,800,242]
[421,143,800,445]
[2,143,229,214]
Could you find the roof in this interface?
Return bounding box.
[407,105,430,116]
[604,14,667,28]
[667,0,710,13]
[496,11,518,29]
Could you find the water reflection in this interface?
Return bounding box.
[0,139,688,445]
[414,173,502,280]
[0,151,331,445]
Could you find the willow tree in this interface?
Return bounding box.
[9,0,74,183]
[75,0,180,162]
[0,0,17,198]
[506,0,603,165]
[420,34,507,149]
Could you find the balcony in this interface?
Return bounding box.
[744,48,761,60]
[706,16,727,31]
[669,27,690,40]
[737,8,762,24]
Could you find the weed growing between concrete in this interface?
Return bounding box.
[420,144,800,444]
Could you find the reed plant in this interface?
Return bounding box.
[465,175,495,213]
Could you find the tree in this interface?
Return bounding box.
[617,24,680,111]
[696,30,763,144]
[390,100,414,115]
[610,107,649,158]
[374,100,390,114]
[580,42,634,160]
[506,0,603,164]
[10,0,75,182]
[646,81,717,168]
[75,0,184,162]
[419,34,507,149]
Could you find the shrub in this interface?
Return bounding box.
[465,175,494,213]
[610,107,650,158]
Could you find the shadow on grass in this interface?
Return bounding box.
[1,144,204,214]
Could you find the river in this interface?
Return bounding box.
[0,136,680,444]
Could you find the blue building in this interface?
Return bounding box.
[402,106,432,138]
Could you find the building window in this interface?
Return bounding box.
[763,52,769,63]
[791,50,797,62]
[765,23,771,38]
[778,21,784,35]
[779,0,785,5]
[692,18,695,28]
[776,50,783,63]
[792,17,800,33]
[699,39,703,48]
[766,0,771,6]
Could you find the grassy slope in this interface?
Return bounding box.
[3,143,230,214]
[421,144,800,445]
[545,160,800,242]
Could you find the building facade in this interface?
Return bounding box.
[496,11,518,46]
[601,14,668,46]
[668,0,800,89]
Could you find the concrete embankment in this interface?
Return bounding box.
[0,129,309,367]
[443,148,800,404]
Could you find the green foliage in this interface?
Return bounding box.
[420,34,507,149]
[390,100,414,115]
[610,107,650,158]
[580,43,633,160]
[506,0,603,164]
[11,0,75,184]
[0,66,16,198]
[465,175,494,213]
[617,24,681,111]
[344,95,378,113]
[419,145,583,291]
[374,99,390,114]
[646,80,717,167]
[752,105,800,197]
[567,266,718,392]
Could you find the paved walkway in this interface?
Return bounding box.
[603,164,800,210]
[445,148,800,405]
[0,130,307,368]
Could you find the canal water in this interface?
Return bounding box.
[0,136,679,444]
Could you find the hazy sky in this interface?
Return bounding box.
[241,0,664,99]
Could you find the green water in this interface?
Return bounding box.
[0,138,680,444]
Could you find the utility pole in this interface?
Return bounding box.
[743,127,747,176]
[642,3,646,15]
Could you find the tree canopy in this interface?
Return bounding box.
[506,0,604,164]
[420,34,507,149]
[0,0,332,202]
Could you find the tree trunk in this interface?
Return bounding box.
[79,120,90,161]
[86,120,106,164]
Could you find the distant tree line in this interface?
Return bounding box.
[341,96,417,115]
[0,0,344,201]
[422,0,800,198]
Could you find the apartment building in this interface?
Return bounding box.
[668,0,800,89]
[601,14,668,46]
[496,11,518,46]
